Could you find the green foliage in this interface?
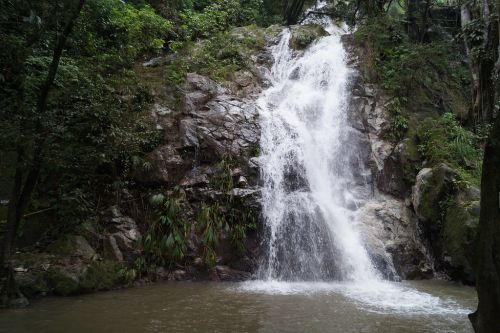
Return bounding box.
[164,27,265,84]
[354,17,470,117]
[417,113,482,185]
[0,0,164,233]
[142,190,190,266]
[71,0,174,70]
[457,18,486,61]
[197,155,256,266]
[179,0,238,39]
[355,15,482,185]
[192,33,245,81]
[386,97,409,141]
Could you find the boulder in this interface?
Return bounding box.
[411,165,479,284]
[289,24,329,50]
[210,265,251,282]
[412,164,457,226]
[46,235,96,260]
[45,269,82,296]
[357,198,433,280]
[103,206,141,263]
[440,195,479,284]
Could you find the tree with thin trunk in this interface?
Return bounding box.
[0,0,86,277]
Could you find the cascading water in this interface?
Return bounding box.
[240,4,473,320]
[257,18,378,282]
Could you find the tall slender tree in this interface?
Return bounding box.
[0,0,86,275]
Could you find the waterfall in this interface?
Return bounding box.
[239,7,473,321]
[257,18,379,282]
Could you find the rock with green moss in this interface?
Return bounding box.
[412,164,458,227]
[45,269,82,296]
[412,163,479,283]
[289,24,329,50]
[441,197,479,283]
[80,261,124,292]
[46,235,96,260]
[15,271,49,298]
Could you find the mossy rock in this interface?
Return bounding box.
[412,164,458,227]
[46,235,96,259]
[289,24,329,50]
[80,261,124,292]
[45,270,82,296]
[15,271,49,298]
[441,199,479,284]
[399,135,421,187]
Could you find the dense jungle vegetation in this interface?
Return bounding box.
[1,0,500,332]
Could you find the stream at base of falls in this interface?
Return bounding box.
[0,280,476,333]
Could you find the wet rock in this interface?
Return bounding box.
[169,270,187,281]
[357,198,433,280]
[7,295,29,308]
[183,73,227,115]
[103,235,123,262]
[15,270,49,298]
[229,70,261,97]
[230,188,261,210]
[289,24,329,50]
[142,54,174,67]
[211,265,251,282]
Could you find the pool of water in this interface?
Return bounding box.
[0,279,476,333]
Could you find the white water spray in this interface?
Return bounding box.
[258,19,377,282]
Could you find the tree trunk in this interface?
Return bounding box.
[0,0,86,275]
[419,0,431,42]
[469,113,500,333]
[461,1,498,126]
[408,0,420,40]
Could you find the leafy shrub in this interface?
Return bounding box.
[142,190,190,266]
[417,113,482,184]
[386,97,409,141]
[354,17,470,117]
[179,0,241,39]
[72,0,174,68]
[197,155,256,266]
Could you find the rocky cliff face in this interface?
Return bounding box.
[343,34,479,284]
[342,35,434,281]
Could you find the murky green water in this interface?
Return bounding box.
[0,280,476,333]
